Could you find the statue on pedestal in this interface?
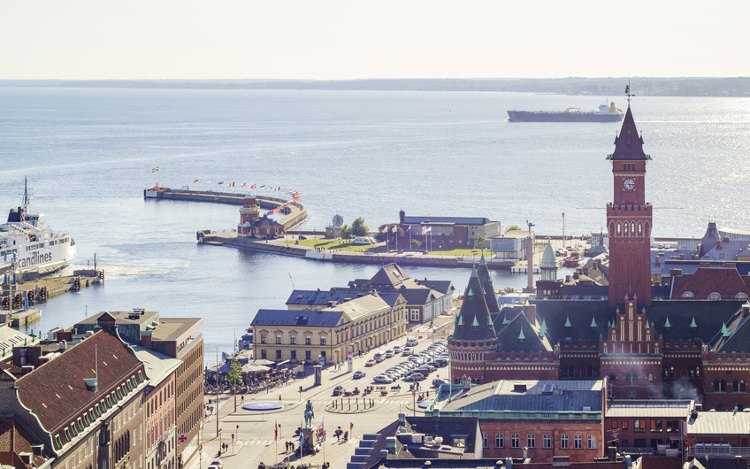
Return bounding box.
[304,399,315,428]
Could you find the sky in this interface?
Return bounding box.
[1,0,748,80]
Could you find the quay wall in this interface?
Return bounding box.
[144,188,307,230]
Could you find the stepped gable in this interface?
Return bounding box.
[453,267,496,341]
[671,265,750,300]
[646,300,745,342]
[369,263,414,288]
[535,300,610,344]
[16,329,144,435]
[477,253,500,314]
[711,304,750,352]
[496,312,552,353]
[610,105,649,160]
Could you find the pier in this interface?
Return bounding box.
[144,187,307,230]
[1,270,103,319]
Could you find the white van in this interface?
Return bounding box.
[354,236,376,245]
[373,351,386,362]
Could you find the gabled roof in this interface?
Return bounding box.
[671,265,750,300]
[16,330,144,434]
[369,263,412,287]
[416,279,455,295]
[452,268,496,341]
[711,305,750,352]
[646,300,744,343]
[286,289,365,307]
[609,105,649,161]
[251,309,344,328]
[324,293,390,321]
[535,300,611,344]
[496,313,552,353]
[397,288,438,305]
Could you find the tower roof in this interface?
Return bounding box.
[452,267,496,341]
[540,242,557,270]
[477,253,500,314]
[609,106,649,161]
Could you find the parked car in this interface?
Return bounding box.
[393,345,402,353]
[373,374,393,384]
[373,352,386,362]
[365,359,377,367]
[402,348,413,356]
[333,385,345,396]
[404,372,425,382]
[353,371,366,379]
[432,378,447,388]
[385,349,394,358]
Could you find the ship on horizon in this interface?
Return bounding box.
[508,101,623,122]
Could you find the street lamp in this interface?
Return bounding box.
[411,388,417,417]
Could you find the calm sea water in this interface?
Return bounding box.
[0,87,748,361]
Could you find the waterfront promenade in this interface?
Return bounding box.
[186,315,455,469]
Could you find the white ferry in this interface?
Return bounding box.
[0,179,76,276]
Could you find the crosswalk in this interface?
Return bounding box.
[310,397,419,406]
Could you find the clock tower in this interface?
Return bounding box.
[606,102,652,306]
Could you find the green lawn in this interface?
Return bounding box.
[295,237,386,253]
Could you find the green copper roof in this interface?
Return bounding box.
[540,242,557,270]
[664,316,671,329]
[690,317,697,329]
[472,316,480,327]
[538,319,548,337]
[564,315,572,328]
[456,315,464,326]
[590,316,597,328]
[722,322,732,338]
[518,328,526,341]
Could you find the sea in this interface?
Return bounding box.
[0,87,749,363]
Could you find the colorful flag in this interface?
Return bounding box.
[251,184,257,189]
[391,225,398,233]
[151,166,159,173]
[421,226,432,235]
[381,226,389,234]
[193,179,199,184]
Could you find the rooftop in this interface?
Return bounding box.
[252,309,344,328]
[687,411,750,435]
[77,309,159,326]
[606,400,693,418]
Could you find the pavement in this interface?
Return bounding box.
[184,315,455,469]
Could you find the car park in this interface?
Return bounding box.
[353,371,366,379]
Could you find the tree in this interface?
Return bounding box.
[375,224,389,242]
[505,225,521,232]
[410,239,422,249]
[227,358,244,389]
[351,217,368,237]
[340,225,353,239]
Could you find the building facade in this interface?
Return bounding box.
[253,291,407,365]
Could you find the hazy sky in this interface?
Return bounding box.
[1,0,748,79]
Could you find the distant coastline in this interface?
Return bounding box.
[1,77,750,97]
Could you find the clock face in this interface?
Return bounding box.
[623,178,636,191]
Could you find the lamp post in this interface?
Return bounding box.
[411,388,417,417]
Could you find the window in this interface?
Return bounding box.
[290,336,297,345]
[543,434,552,449]
[261,349,267,359]
[64,428,72,442]
[305,350,311,360]
[634,420,645,432]
[305,336,312,346]
[650,420,662,433]
[574,434,582,449]
[666,420,679,433]
[611,420,619,429]
[622,420,629,430]
[260,334,267,344]
[587,434,596,449]
[561,434,569,449]
[55,435,63,449]
[527,433,536,449]
[495,434,504,448]
[482,433,488,448]
[511,433,519,448]
[275,350,282,360]
[320,336,327,346]
[290,350,297,360]
[275,335,282,345]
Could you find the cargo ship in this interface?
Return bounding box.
[508,101,623,122]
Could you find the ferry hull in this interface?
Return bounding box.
[508,110,623,123]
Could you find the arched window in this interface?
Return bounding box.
[630,222,635,236]
[645,222,651,237]
[714,380,720,392]
[708,292,722,301]
[733,380,740,392]
[616,222,622,236]
[735,292,749,300]
[624,223,629,236]
[648,373,653,382]
[741,380,747,392]
[638,222,643,236]
[681,291,695,299]
[721,380,727,392]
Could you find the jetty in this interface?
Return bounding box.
[144,187,307,230]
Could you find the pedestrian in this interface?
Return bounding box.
[349,421,354,437]
[343,431,348,442]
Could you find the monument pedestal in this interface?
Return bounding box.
[300,427,315,454]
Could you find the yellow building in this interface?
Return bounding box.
[252,291,407,365]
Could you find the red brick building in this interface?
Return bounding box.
[448,102,750,415]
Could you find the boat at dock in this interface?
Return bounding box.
[0,178,76,276]
[508,101,623,122]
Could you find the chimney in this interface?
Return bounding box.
[513,383,527,393]
[742,304,750,317]
[399,210,405,225]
